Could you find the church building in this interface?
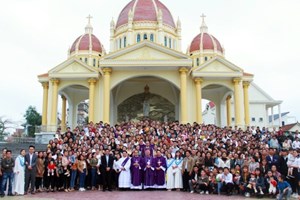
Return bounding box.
[38,0,282,130]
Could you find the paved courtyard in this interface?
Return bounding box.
[6,191,263,200]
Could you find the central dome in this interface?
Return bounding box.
[116,0,176,29]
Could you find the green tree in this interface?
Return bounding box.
[23,106,42,137]
[0,116,13,136]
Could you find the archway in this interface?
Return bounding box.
[202,99,217,125]
[202,84,233,126]
[58,84,89,128]
[111,76,179,123]
[118,89,175,122]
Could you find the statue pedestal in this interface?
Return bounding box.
[35,132,56,144]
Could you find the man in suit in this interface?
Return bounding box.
[182,150,194,191]
[101,149,114,191]
[24,145,37,194]
[278,149,288,176]
[266,148,279,169]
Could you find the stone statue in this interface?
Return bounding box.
[143,99,150,117]
[164,115,168,122]
[143,85,150,117]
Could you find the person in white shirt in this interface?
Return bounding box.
[290,150,300,198]
[282,139,292,150]
[221,167,234,196]
[292,138,300,149]
[216,152,231,169]
[287,150,296,178]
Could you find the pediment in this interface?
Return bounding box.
[192,57,243,77]
[48,58,99,79]
[103,41,190,61]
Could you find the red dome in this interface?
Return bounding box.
[189,33,223,53]
[70,33,103,54]
[116,0,176,28]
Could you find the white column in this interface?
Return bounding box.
[271,107,274,127]
[266,107,269,127]
[278,104,282,127]
[233,78,244,127]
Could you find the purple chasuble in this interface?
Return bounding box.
[143,156,155,188]
[154,156,167,186]
[130,156,144,186]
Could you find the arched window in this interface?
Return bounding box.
[164,36,167,46]
[93,58,96,67]
[124,36,127,47]
[150,34,154,42]
[196,58,199,66]
[137,34,141,42]
[119,38,122,49]
[169,38,172,48]
[84,58,88,63]
[143,33,147,40]
[205,57,208,61]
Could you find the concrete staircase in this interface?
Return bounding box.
[0,142,46,157]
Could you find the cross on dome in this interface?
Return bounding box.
[85,14,93,34]
[200,13,208,33]
[87,14,93,25]
[201,13,206,22]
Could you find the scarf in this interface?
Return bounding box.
[18,155,25,167]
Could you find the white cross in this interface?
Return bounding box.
[87,14,93,24]
[201,13,206,23]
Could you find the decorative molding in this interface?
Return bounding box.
[191,56,244,74]
[88,78,97,85]
[49,73,99,79]
[233,78,242,84]
[49,57,99,74]
[42,82,49,89]
[100,59,192,67]
[179,67,188,74]
[243,81,250,88]
[51,78,60,85]
[102,68,112,75]
[194,78,203,84]
[102,40,189,60]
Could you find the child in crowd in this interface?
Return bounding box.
[268,176,277,195]
[277,175,292,200]
[47,160,56,176]
[247,173,257,193]
[216,168,223,195]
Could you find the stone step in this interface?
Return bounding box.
[0,142,45,157]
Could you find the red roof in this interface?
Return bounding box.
[281,123,297,132]
[208,101,215,108]
[70,34,103,53]
[116,0,175,28]
[243,72,254,76]
[38,73,48,78]
[189,33,223,53]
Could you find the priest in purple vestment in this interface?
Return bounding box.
[143,149,155,189]
[130,150,144,190]
[154,150,167,189]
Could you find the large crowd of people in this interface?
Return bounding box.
[0,120,300,200]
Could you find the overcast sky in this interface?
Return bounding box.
[0,0,299,126]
